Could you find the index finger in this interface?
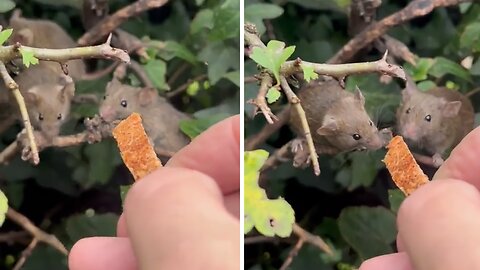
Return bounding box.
[433,126,480,189]
[166,114,240,194]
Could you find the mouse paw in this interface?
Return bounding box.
[432,153,444,168]
[84,115,114,143]
[290,138,306,154]
[292,147,310,168]
[17,130,47,163]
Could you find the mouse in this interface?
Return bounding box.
[99,78,191,154]
[0,62,76,141]
[7,11,86,79]
[396,82,475,167]
[289,79,389,167]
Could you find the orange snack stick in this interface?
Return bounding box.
[112,112,162,181]
[383,135,429,196]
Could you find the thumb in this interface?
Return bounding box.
[124,167,239,269]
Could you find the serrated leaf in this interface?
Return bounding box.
[179,113,229,139]
[460,22,480,52]
[302,64,318,82]
[0,0,15,13]
[388,189,405,213]
[250,40,296,83]
[429,57,472,82]
[266,87,281,103]
[338,206,397,260]
[20,49,39,68]
[0,29,12,45]
[244,150,295,237]
[143,59,169,91]
[0,189,7,227]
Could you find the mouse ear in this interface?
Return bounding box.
[24,88,39,105]
[106,77,122,89]
[353,86,365,106]
[442,101,462,118]
[10,28,34,46]
[317,117,338,136]
[137,87,157,106]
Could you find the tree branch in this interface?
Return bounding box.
[279,238,305,270]
[247,73,277,124]
[12,238,38,270]
[0,62,39,164]
[280,76,320,175]
[78,0,170,46]
[6,208,68,256]
[329,0,471,64]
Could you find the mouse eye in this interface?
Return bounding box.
[352,133,362,140]
[103,95,106,100]
[369,121,373,126]
[38,113,44,121]
[57,113,62,120]
[120,100,127,108]
[406,108,411,114]
[424,114,432,122]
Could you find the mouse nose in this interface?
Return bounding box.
[402,123,418,140]
[99,105,115,122]
[368,134,383,150]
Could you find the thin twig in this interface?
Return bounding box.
[6,208,68,255]
[292,223,332,255]
[279,238,305,270]
[167,62,190,86]
[247,73,277,124]
[12,238,38,270]
[261,140,292,172]
[245,108,290,150]
[78,0,170,46]
[0,231,30,245]
[244,76,258,84]
[280,76,320,175]
[244,235,284,245]
[0,63,39,164]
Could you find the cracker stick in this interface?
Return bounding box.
[112,112,162,181]
[383,135,429,196]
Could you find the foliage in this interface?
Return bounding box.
[0,189,7,227]
[244,150,295,237]
[245,0,480,269]
[0,0,239,268]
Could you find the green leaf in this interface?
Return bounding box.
[428,57,472,82]
[417,80,437,91]
[198,43,238,84]
[471,58,480,76]
[0,0,15,13]
[244,150,295,237]
[191,9,214,34]
[0,189,7,227]
[209,6,239,41]
[338,206,397,260]
[65,212,118,243]
[404,58,434,81]
[143,59,169,91]
[388,189,406,213]
[223,70,240,87]
[244,3,283,35]
[83,141,121,188]
[0,29,12,45]
[302,64,319,82]
[179,113,230,139]
[22,245,67,270]
[266,87,281,103]
[460,22,480,52]
[120,185,132,206]
[250,40,295,83]
[20,49,39,68]
[164,41,197,64]
[348,151,381,190]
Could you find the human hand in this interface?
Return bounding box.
[360,126,480,270]
[69,115,240,270]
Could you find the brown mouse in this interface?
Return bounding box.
[99,78,191,153]
[0,63,75,141]
[396,83,475,167]
[7,11,86,79]
[289,79,389,167]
